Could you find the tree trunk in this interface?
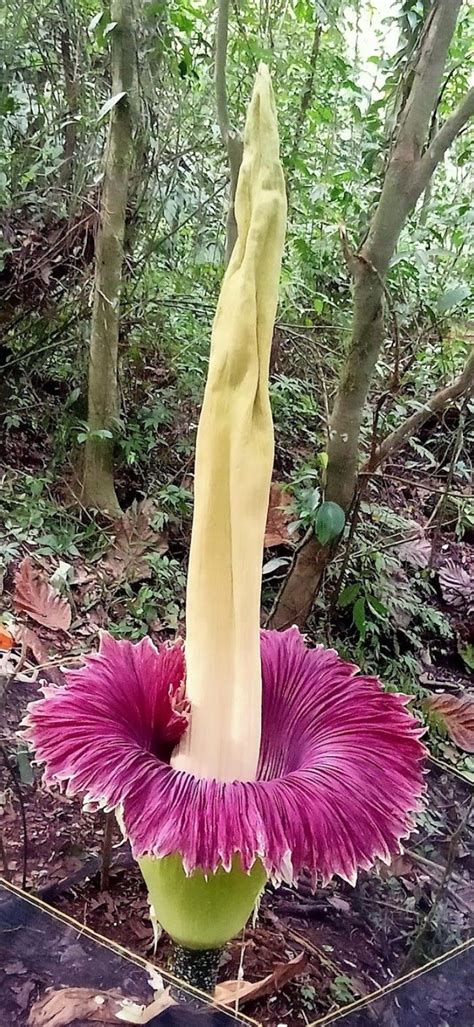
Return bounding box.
[215,0,243,265]
[81,0,138,514]
[271,0,474,630]
[59,26,78,191]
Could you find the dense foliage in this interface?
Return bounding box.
[1,0,473,771]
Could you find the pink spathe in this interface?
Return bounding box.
[24,629,425,885]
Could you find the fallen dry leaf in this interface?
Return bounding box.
[14,623,49,664]
[12,978,36,1012]
[264,483,294,547]
[115,990,174,1023]
[380,852,413,879]
[102,499,168,583]
[13,558,72,631]
[0,625,15,649]
[425,692,474,753]
[327,895,351,913]
[438,560,472,607]
[4,959,27,975]
[214,951,306,1007]
[28,986,143,1026]
[398,535,431,568]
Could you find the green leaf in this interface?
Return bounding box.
[64,387,81,410]
[315,502,345,544]
[367,596,388,618]
[459,642,474,672]
[50,561,73,592]
[262,556,290,576]
[338,582,360,608]
[88,11,104,33]
[97,91,127,122]
[353,597,366,639]
[16,744,34,786]
[437,284,470,312]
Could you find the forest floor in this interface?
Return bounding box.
[0,372,473,1026]
[0,724,473,1026]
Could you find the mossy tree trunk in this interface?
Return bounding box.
[271,0,474,630]
[81,0,138,515]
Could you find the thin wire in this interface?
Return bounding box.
[307,937,474,1026]
[0,877,259,1025]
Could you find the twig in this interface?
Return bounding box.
[330,489,363,610]
[369,391,393,471]
[400,796,473,974]
[359,470,473,500]
[3,638,28,696]
[1,746,28,890]
[215,0,243,263]
[275,900,333,919]
[368,345,474,470]
[100,812,115,891]
[285,927,341,975]
[0,832,11,881]
[289,19,322,164]
[427,400,467,528]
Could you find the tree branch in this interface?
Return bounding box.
[393,0,461,165]
[368,345,474,470]
[364,0,463,271]
[215,0,231,143]
[289,19,322,164]
[215,0,243,264]
[417,85,474,187]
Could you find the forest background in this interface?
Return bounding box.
[0,0,473,864]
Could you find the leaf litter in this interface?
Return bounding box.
[13,557,72,631]
[101,500,168,583]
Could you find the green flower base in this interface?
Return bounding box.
[139,852,267,950]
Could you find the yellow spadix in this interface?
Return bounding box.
[172,63,287,783]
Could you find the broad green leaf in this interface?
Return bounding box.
[338,582,360,608]
[64,387,81,410]
[16,744,34,785]
[367,595,388,618]
[92,429,114,439]
[353,597,366,639]
[315,501,345,544]
[97,91,127,122]
[88,11,104,33]
[459,642,474,672]
[437,284,470,312]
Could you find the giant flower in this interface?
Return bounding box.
[24,66,425,989]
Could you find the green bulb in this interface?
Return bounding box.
[139,853,267,950]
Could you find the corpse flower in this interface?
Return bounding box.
[24,66,425,992]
